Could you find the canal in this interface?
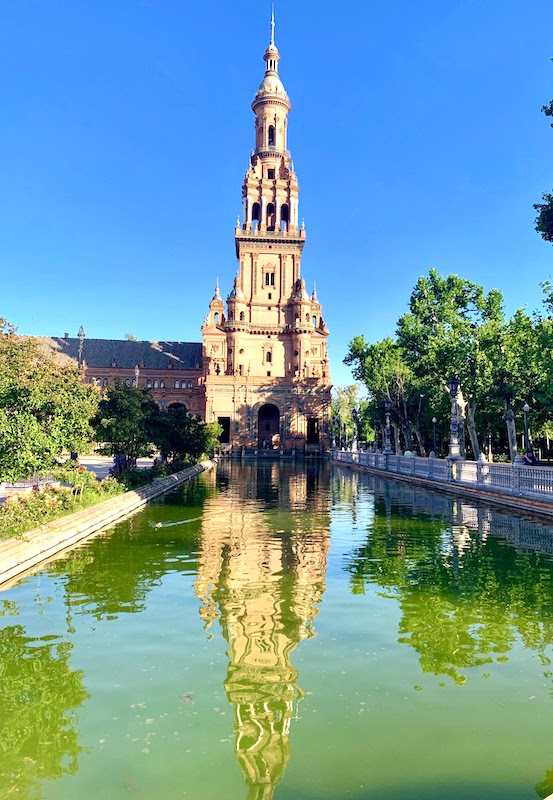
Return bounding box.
[2,461,553,799]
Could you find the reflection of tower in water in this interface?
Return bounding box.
[194,462,330,799]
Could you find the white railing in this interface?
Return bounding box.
[332,449,553,502]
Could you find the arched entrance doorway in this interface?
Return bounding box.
[258,404,280,450]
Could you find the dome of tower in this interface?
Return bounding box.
[256,73,288,98]
[228,275,245,300]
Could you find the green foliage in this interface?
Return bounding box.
[0,320,100,482]
[155,406,221,463]
[534,191,553,243]
[345,269,553,459]
[535,68,553,243]
[331,385,371,444]
[0,624,89,798]
[94,385,220,473]
[0,468,124,540]
[93,382,161,467]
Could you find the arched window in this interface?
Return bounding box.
[306,313,310,322]
[89,377,95,384]
[266,351,272,363]
[174,380,180,389]
[252,202,261,231]
[103,377,108,386]
[160,380,165,389]
[240,311,245,321]
[153,379,159,389]
[268,125,275,146]
[187,380,193,389]
[147,379,152,388]
[266,202,275,231]
[280,203,289,231]
[312,316,317,327]
[125,379,131,387]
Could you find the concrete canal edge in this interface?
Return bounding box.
[0,461,214,590]
[331,458,553,520]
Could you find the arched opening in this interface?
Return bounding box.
[307,418,320,445]
[174,380,180,388]
[266,203,275,231]
[214,312,219,324]
[280,203,289,231]
[252,202,261,231]
[268,125,275,146]
[217,416,231,444]
[258,403,280,450]
[312,315,317,326]
[239,310,245,321]
[266,351,272,363]
[168,402,187,410]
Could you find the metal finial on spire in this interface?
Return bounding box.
[270,4,275,45]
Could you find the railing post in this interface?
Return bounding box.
[512,463,521,494]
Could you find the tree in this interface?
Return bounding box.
[344,336,424,452]
[155,406,222,464]
[396,270,506,459]
[534,66,553,243]
[331,385,371,446]
[0,319,100,482]
[93,382,160,468]
[534,192,553,243]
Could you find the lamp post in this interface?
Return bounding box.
[447,375,461,460]
[134,364,140,388]
[384,399,392,454]
[77,325,85,370]
[373,417,379,453]
[331,416,338,447]
[523,402,530,454]
[432,416,437,455]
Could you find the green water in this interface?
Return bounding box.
[2,462,553,799]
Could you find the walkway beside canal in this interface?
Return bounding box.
[332,448,553,519]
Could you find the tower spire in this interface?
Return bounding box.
[270,4,275,46]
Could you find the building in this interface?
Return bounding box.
[41,16,332,456]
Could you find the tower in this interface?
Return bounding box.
[202,13,331,455]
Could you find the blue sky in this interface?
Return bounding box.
[1,0,553,388]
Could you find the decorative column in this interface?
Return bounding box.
[383,399,392,454]
[447,375,461,460]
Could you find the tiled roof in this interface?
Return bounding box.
[37,337,203,371]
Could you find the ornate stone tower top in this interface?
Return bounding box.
[237,9,301,241]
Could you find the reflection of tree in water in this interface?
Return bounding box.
[49,476,217,620]
[346,487,553,686]
[0,623,88,799]
[195,461,330,800]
